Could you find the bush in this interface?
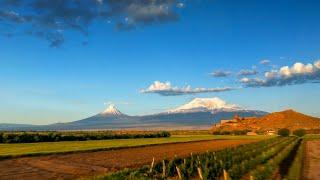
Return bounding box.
[278,128,290,137]
[293,129,306,137]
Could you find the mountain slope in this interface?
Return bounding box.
[0,123,38,130]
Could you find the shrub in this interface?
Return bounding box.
[278,128,290,137]
[293,129,306,137]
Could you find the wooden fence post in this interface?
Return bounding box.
[149,157,155,173]
[176,166,182,180]
[223,169,228,180]
[162,160,166,177]
[197,167,203,180]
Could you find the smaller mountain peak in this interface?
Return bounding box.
[101,105,123,116]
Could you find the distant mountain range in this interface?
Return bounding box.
[0,97,267,131]
[212,109,320,132]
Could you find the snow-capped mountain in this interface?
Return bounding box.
[101,105,124,116]
[169,97,242,113]
[0,97,268,131]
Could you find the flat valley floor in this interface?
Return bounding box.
[0,139,256,180]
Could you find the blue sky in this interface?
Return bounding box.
[0,0,320,125]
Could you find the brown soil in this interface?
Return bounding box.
[0,139,255,180]
[304,140,320,180]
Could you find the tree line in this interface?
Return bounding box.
[0,131,171,143]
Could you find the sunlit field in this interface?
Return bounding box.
[0,135,271,158]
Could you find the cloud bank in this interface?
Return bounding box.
[241,60,320,87]
[141,81,235,96]
[0,0,185,47]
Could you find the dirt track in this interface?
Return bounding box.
[0,139,256,180]
[304,140,320,180]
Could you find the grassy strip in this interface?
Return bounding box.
[284,139,305,180]
[0,135,269,160]
[303,134,320,140]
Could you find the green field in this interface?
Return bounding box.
[0,135,271,158]
[303,134,320,140]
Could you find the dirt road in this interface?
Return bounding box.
[304,140,320,180]
[0,139,256,180]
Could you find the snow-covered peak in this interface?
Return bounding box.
[169,97,241,113]
[101,105,123,116]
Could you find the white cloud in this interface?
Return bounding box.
[176,3,185,8]
[241,61,320,87]
[240,77,264,86]
[141,81,235,96]
[260,59,271,65]
[240,77,250,83]
[314,60,320,69]
[279,62,315,77]
[145,81,172,91]
[265,70,278,79]
[96,0,104,5]
[104,101,132,106]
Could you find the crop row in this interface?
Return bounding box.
[249,138,300,180]
[0,131,171,143]
[227,137,296,179]
[285,139,305,180]
[101,137,296,180]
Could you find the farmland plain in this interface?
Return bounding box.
[0,137,262,180]
[0,135,270,158]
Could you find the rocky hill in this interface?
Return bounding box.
[212,109,320,132]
